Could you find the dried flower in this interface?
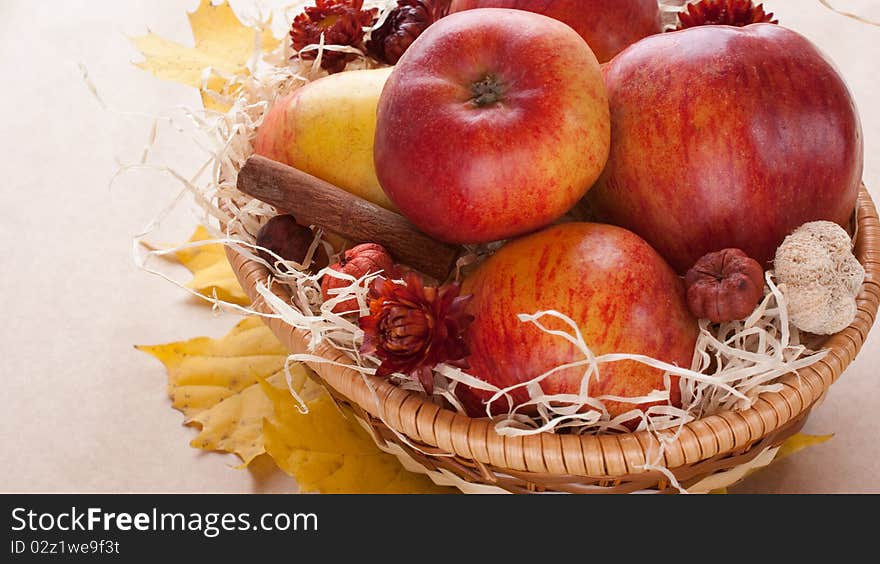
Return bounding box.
[366,0,450,65]
[676,0,777,30]
[290,0,377,73]
[359,273,472,393]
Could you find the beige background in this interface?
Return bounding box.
[1,0,878,493]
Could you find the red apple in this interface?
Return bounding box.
[374,9,610,245]
[449,0,662,63]
[459,223,698,421]
[584,24,863,274]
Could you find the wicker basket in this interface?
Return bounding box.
[227,185,879,493]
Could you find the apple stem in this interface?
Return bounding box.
[470,75,504,107]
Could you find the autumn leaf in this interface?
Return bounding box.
[137,317,306,465]
[177,226,251,306]
[773,432,833,462]
[143,226,250,306]
[139,314,451,492]
[709,432,833,493]
[132,0,280,111]
[262,380,453,494]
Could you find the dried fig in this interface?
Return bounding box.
[685,248,765,323]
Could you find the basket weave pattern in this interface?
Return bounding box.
[228,186,879,493]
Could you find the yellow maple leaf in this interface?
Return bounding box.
[710,432,833,493]
[177,226,250,306]
[144,226,250,306]
[139,314,451,492]
[773,432,833,462]
[132,0,280,111]
[137,317,301,465]
[261,381,453,494]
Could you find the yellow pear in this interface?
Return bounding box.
[254,67,396,211]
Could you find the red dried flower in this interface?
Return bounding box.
[676,0,777,30]
[290,0,377,73]
[366,0,450,65]
[359,273,472,394]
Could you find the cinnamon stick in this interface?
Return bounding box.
[237,155,461,281]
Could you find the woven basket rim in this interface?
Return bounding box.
[227,185,879,482]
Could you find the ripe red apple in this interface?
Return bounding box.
[459,223,698,422]
[374,9,610,245]
[584,24,863,274]
[449,0,662,63]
